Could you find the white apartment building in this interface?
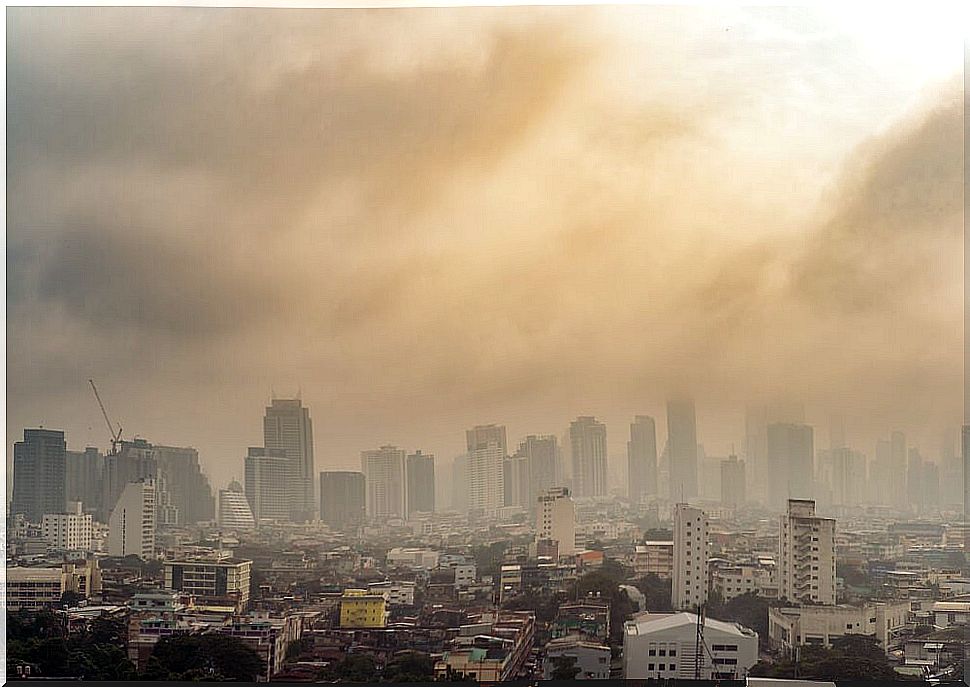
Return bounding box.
[468,442,505,513]
[368,580,416,607]
[779,499,836,605]
[623,612,758,680]
[43,501,93,552]
[361,446,407,519]
[386,547,440,569]
[672,503,708,610]
[108,480,156,559]
[711,559,778,601]
[537,487,576,557]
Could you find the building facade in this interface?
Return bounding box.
[12,428,67,523]
[361,446,407,519]
[666,400,698,501]
[537,487,576,557]
[263,398,315,522]
[569,417,608,498]
[778,499,836,605]
[406,450,435,515]
[628,415,658,503]
[672,503,708,610]
[320,471,366,530]
[244,447,290,522]
[42,501,93,552]
[107,479,156,559]
[217,481,256,529]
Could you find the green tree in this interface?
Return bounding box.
[549,655,581,680]
[632,574,673,613]
[318,653,379,682]
[146,634,265,681]
[383,651,434,682]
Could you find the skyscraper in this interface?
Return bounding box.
[666,400,698,501]
[361,445,406,519]
[466,424,508,456]
[450,454,470,513]
[320,471,366,530]
[65,447,104,517]
[101,439,158,523]
[744,404,769,505]
[12,428,67,522]
[244,447,290,522]
[108,479,156,559]
[154,445,215,525]
[503,453,530,509]
[467,440,505,513]
[628,415,658,503]
[516,435,559,511]
[536,486,576,557]
[217,481,256,529]
[831,447,867,508]
[720,455,746,508]
[671,503,708,610]
[766,423,814,509]
[569,417,608,498]
[263,398,315,522]
[890,431,907,507]
[406,450,435,515]
[778,499,835,605]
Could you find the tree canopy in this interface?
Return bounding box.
[143,633,265,681]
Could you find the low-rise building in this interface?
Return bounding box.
[434,611,535,682]
[339,588,389,628]
[43,502,94,552]
[368,580,416,607]
[623,612,758,680]
[386,547,440,570]
[5,559,102,610]
[552,600,611,643]
[542,636,611,679]
[767,602,910,651]
[162,557,252,612]
[633,541,673,579]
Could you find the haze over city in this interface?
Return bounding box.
[6,5,964,492]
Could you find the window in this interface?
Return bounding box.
[648,649,656,656]
[648,664,654,671]
[670,664,676,671]
[669,649,676,657]
[659,664,665,671]
[659,649,666,656]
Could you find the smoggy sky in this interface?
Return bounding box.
[6,5,966,490]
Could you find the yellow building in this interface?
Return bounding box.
[338,588,388,628]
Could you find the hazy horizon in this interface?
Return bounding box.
[6,5,965,491]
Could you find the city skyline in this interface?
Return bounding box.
[6,5,964,493]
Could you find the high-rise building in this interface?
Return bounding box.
[830,448,867,508]
[666,400,698,501]
[671,503,708,610]
[320,471,366,530]
[907,447,925,513]
[450,454,470,513]
[263,398,315,522]
[217,481,256,529]
[516,435,559,509]
[466,424,508,456]
[778,499,836,605]
[720,455,746,508]
[361,445,407,519]
[65,447,103,518]
[465,425,507,513]
[12,428,67,523]
[628,416,658,503]
[503,453,530,509]
[405,451,435,515]
[569,417,608,498]
[766,423,814,509]
[153,445,215,524]
[108,479,156,559]
[101,439,158,522]
[890,431,907,507]
[744,404,769,505]
[244,447,290,522]
[536,487,576,557]
[43,501,94,552]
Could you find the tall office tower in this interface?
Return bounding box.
[516,435,559,510]
[107,479,157,559]
[244,447,290,522]
[43,501,94,552]
[536,487,576,557]
[154,446,215,524]
[569,417,608,498]
[766,423,814,510]
[406,450,436,515]
[12,428,67,523]
[503,453,530,509]
[778,499,836,605]
[831,448,867,508]
[450,454,470,512]
[65,447,104,518]
[964,426,970,531]
[101,439,158,522]
[467,440,505,513]
[466,424,508,456]
[628,416,658,503]
[217,481,256,529]
[829,414,846,451]
[699,449,722,501]
[720,455,746,508]
[907,448,925,513]
[921,462,940,512]
[890,431,907,508]
[320,471,366,530]
[361,445,407,519]
[744,404,769,505]
[263,398,315,522]
[671,503,708,610]
[666,400,698,501]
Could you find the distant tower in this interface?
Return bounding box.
[766,423,814,510]
[263,398,315,522]
[466,425,507,513]
[667,400,698,501]
[406,451,435,515]
[320,471,366,530]
[628,416,658,503]
[244,447,290,522]
[778,499,836,604]
[217,481,256,529]
[720,455,746,508]
[12,428,67,523]
[361,446,407,519]
[107,479,156,559]
[569,417,608,498]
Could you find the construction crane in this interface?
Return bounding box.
[89,379,122,454]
